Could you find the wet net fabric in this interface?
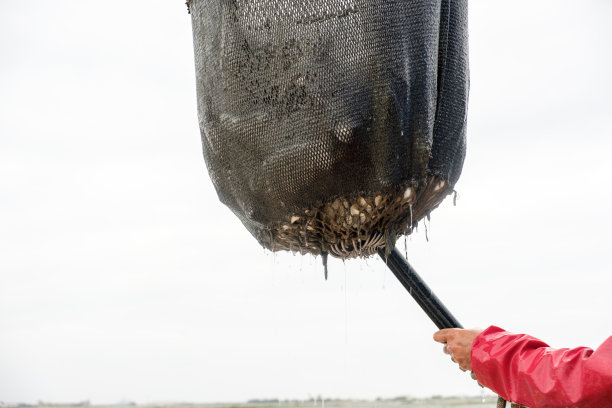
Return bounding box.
[190,0,468,259]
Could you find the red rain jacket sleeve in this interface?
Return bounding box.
[471,326,612,408]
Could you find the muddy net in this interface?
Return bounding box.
[189,0,468,259]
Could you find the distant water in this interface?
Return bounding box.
[210,397,499,408]
[303,400,497,408]
[32,399,501,408]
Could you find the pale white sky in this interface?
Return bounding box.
[1,0,611,404]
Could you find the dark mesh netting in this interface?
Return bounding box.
[190,0,469,259]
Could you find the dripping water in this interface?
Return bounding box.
[382,248,388,289]
[409,203,413,232]
[344,260,348,344]
[299,251,303,273]
[357,218,362,257]
[321,251,329,280]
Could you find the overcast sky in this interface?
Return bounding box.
[1,0,611,404]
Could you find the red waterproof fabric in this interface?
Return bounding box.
[471,326,612,408]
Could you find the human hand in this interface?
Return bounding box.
[433,328,483,372]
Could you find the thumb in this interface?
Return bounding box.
[433,329,452,343]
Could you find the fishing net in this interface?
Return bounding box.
[189,0,469,259]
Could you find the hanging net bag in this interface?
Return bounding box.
[189,0,468,259]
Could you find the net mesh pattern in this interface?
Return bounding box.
[190,0,468,258]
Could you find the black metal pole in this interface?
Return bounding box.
[377,247,462,330]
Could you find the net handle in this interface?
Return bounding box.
[377,246,462,329]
